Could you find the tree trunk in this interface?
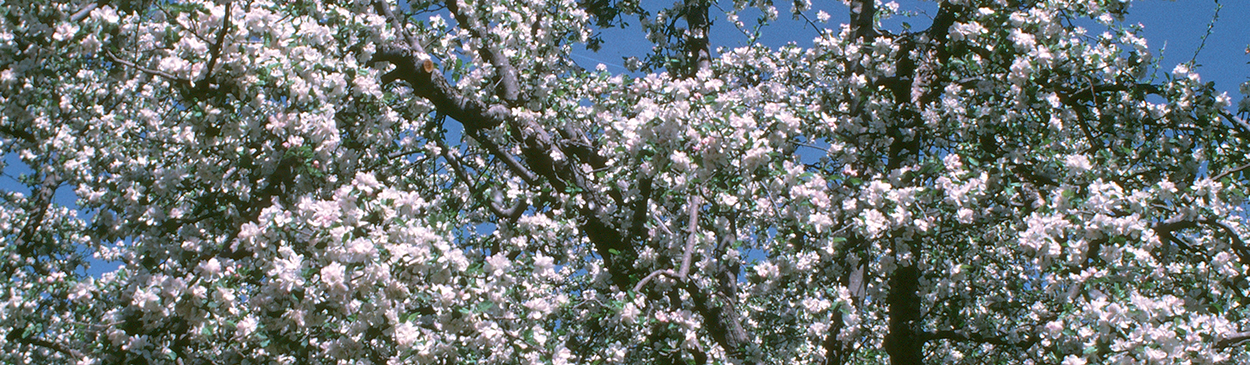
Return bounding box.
[884,265,923,364]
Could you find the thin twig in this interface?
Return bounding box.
[1213,162,1250,182]
[104,49,190,84]
[633,192,703,292]
[436,132,519,219]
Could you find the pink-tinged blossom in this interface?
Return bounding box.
[1064,154,1092,173]
[321,262,348,295]
[5,0,1248,363]
[394,322,421,349]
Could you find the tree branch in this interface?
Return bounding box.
[373,0,430,58]
[1153,214,1250,266]
[683,0,711,77]
[848,0,877,42]
[464,129,538,185]
[1217,331,1250,349]
[1221,111,1250,137]
[1213,162,1250,182]
[69,2,99,23]
[197,1,232,87]
[444,0,521,104]
[437,137,525,220]
[8,327,86,360]
[632,269,678,293]
[632,193,703,292]
[676,194,702,279]
[0,124,36,143]
[926,329,1038,349]
[104,49,191,86]
[683,280,758,364]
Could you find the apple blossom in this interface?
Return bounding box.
[1,0,1248,364]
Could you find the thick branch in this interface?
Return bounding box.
[373,0,429,57]
[683,0,710,77]
[848,0,876,42]
[1217,331,1250,349]
[883,265,922,365]
[197,1,232,86]
[445,0,521,104]
[0,124,36,143]
[8,327,86,360]
[676,194,701,279]
[16,171,59,276]
[684,281,758,364]
[1153,214,1250,266]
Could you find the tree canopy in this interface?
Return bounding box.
[2,0,1249,363]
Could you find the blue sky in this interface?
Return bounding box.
[573,0,1248,99]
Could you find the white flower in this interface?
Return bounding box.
[552,346,574,365]
[956,208,974,224]
[754,261,778,279]
[342,237,376,263]
[321,262,348,294]
[394,322,420,349]
[132,288,160,312]
[353,172,382,193]
[810,213,833,233]
[620,302,640,323]
[236,315,258,338]
[1172,63,1198,82]
[671,151,692,171]
[69,281,95,303]
[1010,29,1036,51]
[54,23,79,42]
[198,258,222,277]
[1009,57,1033,85]
[1065,154,1092,173]
[861,209,889,237]
[951,22,985,41]
[215,287,236,307]
[486,253,512,275]
[533,254,556,278]
[93,6,120,24]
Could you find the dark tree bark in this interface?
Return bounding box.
[883,265,923,365]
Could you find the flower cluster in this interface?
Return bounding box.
[1,0,1247,363]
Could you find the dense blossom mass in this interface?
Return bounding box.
[1,0,1249,363]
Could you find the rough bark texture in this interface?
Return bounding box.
[884,265,922,364]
